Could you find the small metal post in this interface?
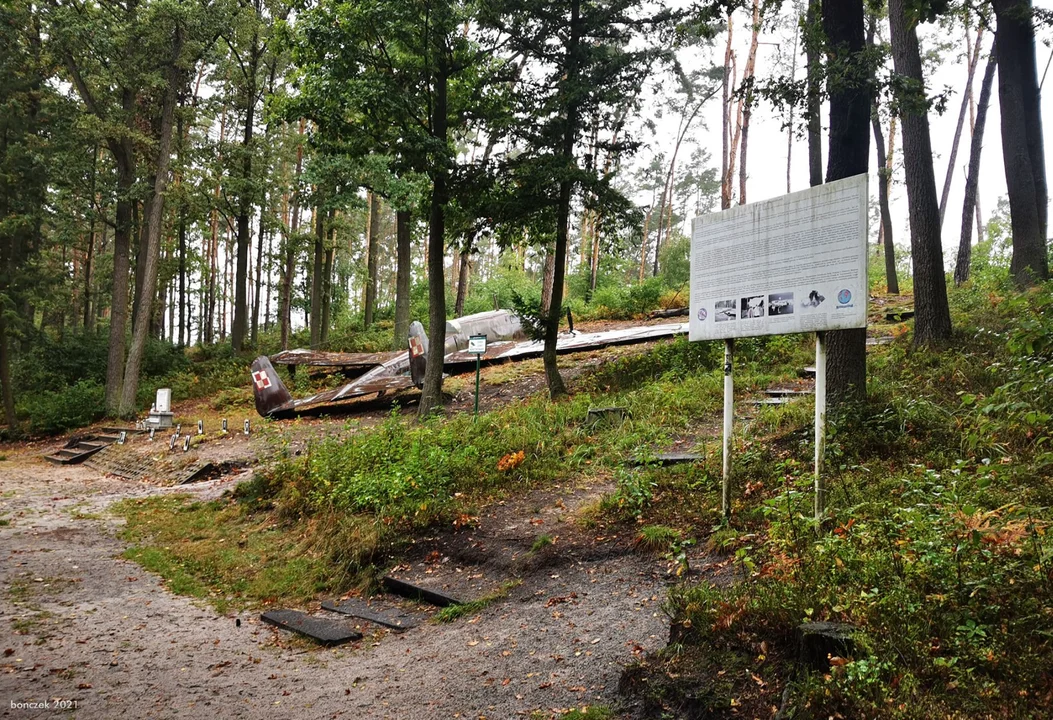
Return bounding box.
[149,427,155,441]
[170,434,177,450]
[182,436,190,452]
[117,431,127,445]
[197,420,203,435]
[222,418,228,432]
[474,356,481,419]
[722,338,734,518]
[814,331,828,521]
[243,419,250,435]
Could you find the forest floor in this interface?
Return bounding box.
[0,326,736,720]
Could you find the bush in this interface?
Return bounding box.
[16,380,106,435]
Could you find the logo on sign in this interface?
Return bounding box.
[252,370,272,389]
[409,335,424,357]
[697,307,708,321]
[837,289,852,304]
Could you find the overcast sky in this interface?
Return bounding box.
[634,2,1053,272]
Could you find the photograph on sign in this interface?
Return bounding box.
[689,174,868,342]
[467,335,487,355]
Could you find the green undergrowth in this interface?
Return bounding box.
[115,495,370,614]
[653,279,1053,719]
[113,332,794,611]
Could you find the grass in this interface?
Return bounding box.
[107,273,1053,717]
[530,533,554,553]
[650,277,1053,719]
[633,525,680,553]
[432,580,521,623]
[114,495,372,613]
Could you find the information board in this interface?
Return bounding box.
[689,174,868,342]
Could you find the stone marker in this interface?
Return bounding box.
[260,609,362,646]
[633,452,703,467]
[321,599,422,631]
[798,621,856,671]
[381,576,462,607]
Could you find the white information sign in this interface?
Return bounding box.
[689,174,868,342]
[467,335,487,355]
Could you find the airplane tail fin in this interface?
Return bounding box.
[408,321,428,388]
[250,356,294,417]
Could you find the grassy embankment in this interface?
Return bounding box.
[116,275,1053,717]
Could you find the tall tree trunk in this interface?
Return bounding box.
[738,0,761,205]
[540,249,555,314]
[232,32,261,353]
[118,31,183,416]
[251,200,266,346]
[364,191,380,327]
[320,219,334,346]
[393,209,411,349]
[873,115,899,294]
[455,250,470,317]
[132,181,154,328]
[309,204,325,349]
[281,119,305,350]
[806,0,824,188]
[786,14,800,194]
[721,10,734,209]
[542,0,581,401]
[993,0,1048,284]
[940,25,984,226]
[822,0,870,401]
[105,154,134,415]
[178,209,187,345]
[418,68,451,417]
[867,14,899,294]
[956,48,997,285]
[639,206,652,282]
[888,0,952,345]
[0,312,15,432]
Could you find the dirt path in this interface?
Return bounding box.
[0,435,677,719]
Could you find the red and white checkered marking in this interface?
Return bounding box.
[409,335,424,357]
[252,370,272,389]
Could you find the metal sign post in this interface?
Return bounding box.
[722,339,734,518]
[814,331,828,521]
[688,174,869,521]
[467,335,487,418]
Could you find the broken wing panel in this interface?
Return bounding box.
[442,322,689,366]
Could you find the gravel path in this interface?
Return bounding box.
[0,437,676,720]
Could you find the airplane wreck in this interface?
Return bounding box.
[251,309,688,418]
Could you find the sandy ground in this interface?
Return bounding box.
[0,430,680,720]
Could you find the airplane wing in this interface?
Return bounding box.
[442,322,688,369]
[271,348,404,374]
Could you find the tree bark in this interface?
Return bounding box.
[993,0,1049,284]
[393,209,411,349]
[251,197,266,346]
[455,250,470,316]
[822,0,870,401]
[806,0,824,189]
[280,119,305,350]
[232,31,262,353]
[940,25,983,226]
[118,29,183,416]
[956,47,997,285]
[418,68,451,418]
[867,14,898,294]
[309,204,325,348]
[541,0,582,400]
[888,0,952,345]
[105,153,134,414]
[738,0,761,205]
[364,191,380,327]
[721,10,734,209]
